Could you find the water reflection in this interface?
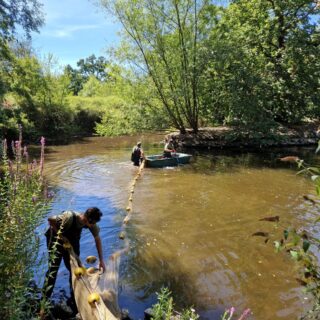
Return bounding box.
[39,136,319,320]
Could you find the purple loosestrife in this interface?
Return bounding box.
[238,308,251,320]
[31,159,37,173]
[2,139,7,157]
[227,307,235,320]
[11,140,15,157]
[39,137,45,178]
[47,191,55,199]
[23,146,29,172]
[15,140,21,173]
[8,160,14,179]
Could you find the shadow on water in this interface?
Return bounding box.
[120,222,201,302]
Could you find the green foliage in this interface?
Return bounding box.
[2,0,319,141]
[64,54,110,95]
[150,287,199,320]
[276,154,320,318]
[204,0,320,129]
[101,0,217,133]
[0,134,49,319]
[0,0,44,45]
[69,66,170,136]
[100,0,319,134]
[5,53,74,140]
[95,96,135,136]
[0,1,44,103]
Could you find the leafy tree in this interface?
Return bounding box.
[0,0,44,98]
[6,53,73,140]
[64,64,85,96]
[64,54,110,95]
[79,75,104,97]
[77,54,109,81]
[205,0,320,128]
[0,0,44,41]
[100,0,218,133]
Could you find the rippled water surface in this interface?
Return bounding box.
[38,135,320,320]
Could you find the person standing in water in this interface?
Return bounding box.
[131,141,144,166]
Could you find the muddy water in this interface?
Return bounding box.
[40,135,320,320]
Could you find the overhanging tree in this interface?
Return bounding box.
[100,0,219,133]
[211,0,320,125]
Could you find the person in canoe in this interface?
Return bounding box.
[42,207,106,312]
[163,137,176,158]
[131,141,144,166]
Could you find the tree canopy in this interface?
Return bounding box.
[100,0,320,133]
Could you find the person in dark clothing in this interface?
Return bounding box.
[131,141,144,166]
[43,207,106,306]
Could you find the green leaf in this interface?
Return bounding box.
[302,240,310,253]
[309,167,320,174]
[283,229,289,240]
[290,250,299,260]
[274,241,282,252]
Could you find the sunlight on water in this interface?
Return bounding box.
[40,135,319,320]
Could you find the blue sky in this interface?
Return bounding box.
[32,0,120,68]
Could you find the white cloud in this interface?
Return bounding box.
[45,24,101,38]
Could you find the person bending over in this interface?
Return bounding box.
[43,207,106,307]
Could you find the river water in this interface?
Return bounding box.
[38,134,320,320]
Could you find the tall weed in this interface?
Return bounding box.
[0,131,50,319]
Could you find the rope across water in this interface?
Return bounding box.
[119,159,145,240]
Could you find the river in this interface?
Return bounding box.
[38,134,320,320]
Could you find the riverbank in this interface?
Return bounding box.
[171,121,320,149]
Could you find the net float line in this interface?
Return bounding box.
[119,160,145,240]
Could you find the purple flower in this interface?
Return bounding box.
[23,146,28,157]
[47,191,55,199]
[228,307,235,319]
[238,308,251,320]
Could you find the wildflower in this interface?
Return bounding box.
[238,308,251,320]
[222,307,235,320]
[2,139,7,155]
[227,307,235,320]
[47,191,55,199]
[279,156,299,163]
[23,146,28,157]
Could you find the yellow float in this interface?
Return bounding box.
[87,292,101,307]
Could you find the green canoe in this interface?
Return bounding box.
[145,153,192,168]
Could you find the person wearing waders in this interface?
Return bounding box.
[43,207,106,314]
[131,141,144,166]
